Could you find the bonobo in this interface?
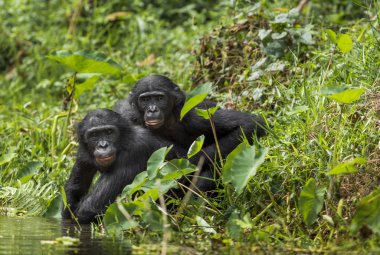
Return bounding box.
[114,75,267,192]
[62,108,184,223]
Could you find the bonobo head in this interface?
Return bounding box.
[129,75,186,130]
[78,109,128,170]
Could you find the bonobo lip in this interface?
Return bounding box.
[96,154,116,166]
[145,120,163,129]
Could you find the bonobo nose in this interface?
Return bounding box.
[148,105,158,112]
[98,141,108,148]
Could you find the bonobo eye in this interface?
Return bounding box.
[140,96,150,102]
[158,95,164,101]
[89,131,97,138]
[105,129,113,135]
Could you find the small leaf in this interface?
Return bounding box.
[328,88,365,104]
[298,178,326,226]
[222,143,268,194]
[46,50,122,74]
[74,75,100,98]
[187,135,205,159]
[147,146,171,180]
[180,83,212,120]
[325,29,337,43]
[0,152,16,166]
[337,34,353,53]
[196,216,216,234]
[195,106,220,120]
[328,157,366,175]
[351,188,380,234]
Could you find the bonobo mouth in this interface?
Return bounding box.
[145,120,163,129]
[96,154,116,166]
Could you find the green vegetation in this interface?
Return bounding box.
[1,0,380,253]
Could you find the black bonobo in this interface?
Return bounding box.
[114,75,267,193]
[62,109,184,223]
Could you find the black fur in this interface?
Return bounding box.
[114,75,267,193]
[62,109,184,223]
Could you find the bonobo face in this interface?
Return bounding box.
[137,91,170,129]
[85,125,119,167]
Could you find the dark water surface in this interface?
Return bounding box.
[0,216,132,255]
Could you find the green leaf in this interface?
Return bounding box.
[298,178,326,226]
[226,209,242,239]
[61,187,68,209]
[187,135,205,159]
[337,34,353,53]
[325,29,337,43]
[328,88,365,104]
[17,161,43,179]
[141,200,165,231]
[222,143,268,194]
[196,216,216,234]
[103,202,139,234]
[186,82,212,99]
[351,188,380,234]
[147,146,171,180]
[180,83,212,120]
[321,86,365,104]
[46,50,122,74]
[161,158,195,176]
[74,75,100,98]
[195,106,220,120]
[161,168,195,181]
[44,195,62,218]
[328,157,366,175]
[0,152,17,166]
[122,171,148,196]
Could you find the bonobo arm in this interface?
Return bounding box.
[62,149,97,219]
[185,109,266,164]
[73,153,145,224]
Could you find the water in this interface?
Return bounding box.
[0,216,132,255]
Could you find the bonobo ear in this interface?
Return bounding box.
[171,88,186,119]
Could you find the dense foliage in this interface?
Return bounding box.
[1,0,380,253]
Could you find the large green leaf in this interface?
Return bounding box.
[44,195,62,218]
[337,34,353,53]
[147,146,171,180]
[74,75,100,98]
[46,50,122,74]
[298,178,326,226]
[17,161,43,179]
[103,202,139,234]
[180,83,212,120]
[328,88,364,104]
[321,86,365,104]
[222,143,268,194]
[351,188,380,234]
[122,171,148,196]
[187,135,205,159]
[328,157,366,175]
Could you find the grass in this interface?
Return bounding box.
[1,0,380,252]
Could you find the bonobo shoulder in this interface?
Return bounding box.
[114,98,142,125]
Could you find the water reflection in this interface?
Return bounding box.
[0,216,132,255]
